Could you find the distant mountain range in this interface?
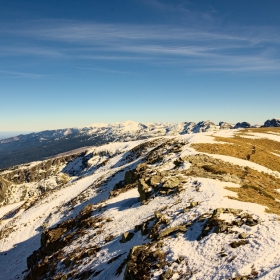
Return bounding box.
[0,118,279,169]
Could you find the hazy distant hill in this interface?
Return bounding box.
[0,118,278,170]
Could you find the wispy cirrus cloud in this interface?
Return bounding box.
[0,70,47,78]
[1,19,280,73]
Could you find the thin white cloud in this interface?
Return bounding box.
[0,70,47,78]
[0,46,65,58]
[77,67,138,75]
[1,19,280,73]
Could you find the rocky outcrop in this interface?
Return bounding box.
[1,153,80,184]
[124,244,166,280]
[198,208,259,240]
[263,118,280,127]
[0,176,10,203]
[234,122,251,129]
[120,232,134,243]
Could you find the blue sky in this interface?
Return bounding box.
[1,0,280,131]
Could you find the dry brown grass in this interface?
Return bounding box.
[190,129,280,214]
[182,154,280,215]
[241,127,280,134]
[192,135,280,173]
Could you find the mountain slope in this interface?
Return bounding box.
[0,120,228,169]
[0,128,280,279]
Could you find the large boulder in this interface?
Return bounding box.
[263,118,280,127]
[138,178,152,202]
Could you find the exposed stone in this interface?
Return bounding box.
[160,269,174,280]
[157,225,187,240]
[198,209,249,240]
[230,240,248,248]
[138,178,152,202]
[173,158,184,167]
[213,208,224,216]
[189,201,199,208]
[136,163,147,172]
[149,175,162,187]
[124,244,166,280]
[238,232,248,239]
[120,232,134,243]
[41,227,67,249]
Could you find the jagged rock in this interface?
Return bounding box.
[162,177,182,189]
[189,201,200,208]
[27,250,40,269]
[41,227,67,247]
[173,158,184,167]
[124,244,166,280]
[245,217,259,226]
[138,178,152,202]
[263,118,280,127]
[198,209,247,240]
[136,163,147,172]
[160,269,174,280]
[157,225,187,240]
[154,211,162,219]
[230,240,248,248]
[234,122,251,129]
[238,232,248,239]
[81,247,101,258]
[213,208,225,216]
[149,175,162,187]
[120,232,134,243]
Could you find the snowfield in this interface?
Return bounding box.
[0,129,280,279]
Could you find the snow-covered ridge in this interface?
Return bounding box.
[1,129,280,279]
[2,118,279,170]
[1,117,279,146]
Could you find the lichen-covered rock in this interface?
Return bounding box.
[238,232,248,239]
[230,240,248,248]
[162,177,182,189]
[124,244,166,280]
[149,175,162,187]
[138,178,152,202]
[198,208,252,240]
[160,269,174,280]
[157,225,187,240]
